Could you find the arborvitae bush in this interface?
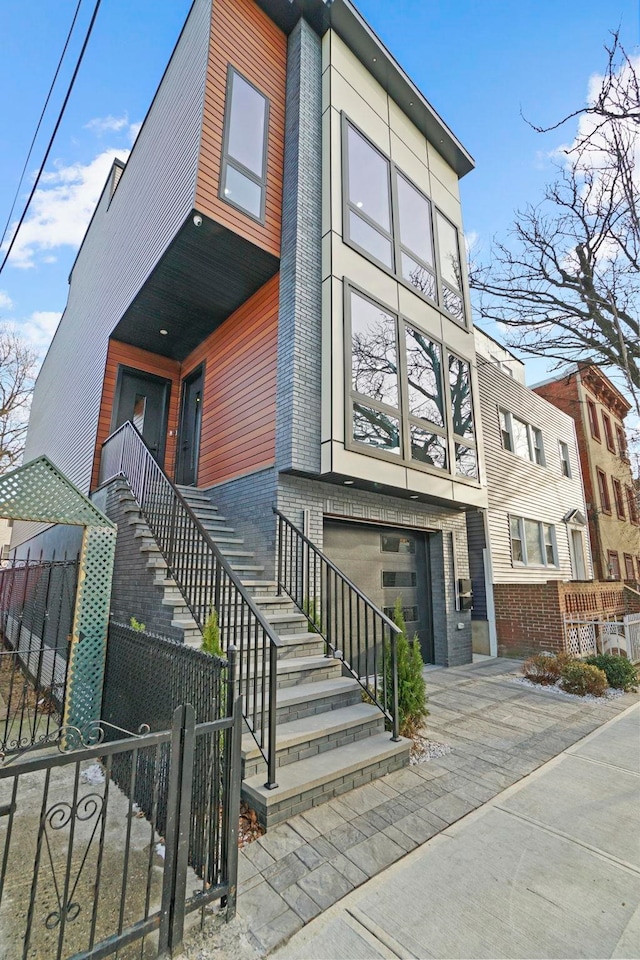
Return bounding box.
[584,654,638,691]
[559,661,608,697]
[384,597,428,737]
[201,609,222,657]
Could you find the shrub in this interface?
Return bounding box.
[559,661,608,697]
[201,609,222,657]
[384,597,428,738]
[129,616,146,633]
[584,654,638,692]
[522,652,573,685]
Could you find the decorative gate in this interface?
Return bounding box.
[0,700,242,959]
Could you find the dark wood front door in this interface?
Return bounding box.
[176,366,204,486]
[113,368,170,464]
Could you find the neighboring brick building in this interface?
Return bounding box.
[534,366,640,585]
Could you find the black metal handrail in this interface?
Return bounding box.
[274,509,400,740]
[99,421,281,788]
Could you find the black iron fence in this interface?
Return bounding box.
[0,553,79,754]
[0,700,241,960]
[99,422,281,788]
[275,509,400,740]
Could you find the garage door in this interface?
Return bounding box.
[323,521,433,663]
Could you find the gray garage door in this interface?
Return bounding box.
[324,520,433,663]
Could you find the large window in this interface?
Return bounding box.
[220,67,269,222]
[602,413,616,453]
[627,486,639,524]
[616,423,628,460]
[559,441,572,478]
[343,117,467,325]
[509,516,557,567]
[587,398,601,440]
[597,468,611,514]
[499,410,545,465]
[347,286,478,479]
[612,478,626,519]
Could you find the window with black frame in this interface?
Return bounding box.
[220,67,269,222]
[347,286,478,479]
[342,118,467,325]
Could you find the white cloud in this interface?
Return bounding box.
[84,114,131,135]
[20,311,62,357]
[2,146,131,269]
[0,291,13,312]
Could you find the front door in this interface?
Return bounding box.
[176,366,204,486]
[323,521,434,663]
[114,368,170,464]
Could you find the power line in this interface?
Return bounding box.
[0,0,103,278]
[0,0,85,251]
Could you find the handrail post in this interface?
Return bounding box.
[264,641,278,790]
[390,630,400,742]
[277,514,283,596]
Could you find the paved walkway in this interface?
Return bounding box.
[224,658,639,955]
[273,700,640,959]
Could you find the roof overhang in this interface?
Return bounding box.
[255,0,474,178]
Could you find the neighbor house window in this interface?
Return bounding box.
[627,486,639,524]
[616,423,628,460]
[624,554,635,580]
[602,413,615,453]
[220,67,269,221]
[347,286,477,479]
[342,118,467,325]
[597,469,611,514]
[608,551,621,580]
[344,122,393,269]
[612,478,626,519]
[510,516,557,567]
[587,398,600,440]
[559,441,571,478]
[499,410,545,465]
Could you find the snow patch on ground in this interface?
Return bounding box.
[81,762,105,785]
[155,842,166,860]
[513,676,625,703]
[410,737,452,764]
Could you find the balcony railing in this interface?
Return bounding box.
[274,509,400,740]
[100,422,282,788]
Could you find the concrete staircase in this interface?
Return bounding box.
[122,483,410,827]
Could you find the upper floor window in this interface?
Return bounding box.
[587,398,600,440]
[624,554,635,580]
[612,477,626,519]
[347,285,477,479]
[499,410,544,465]
[220,67,269,222]
[607,550,621,580]
[597,468,611,514]
[509,515,557,567]
[343,117,466,325]
[627,485,639,525]
[615,423,628,460]
[559,441,572,478]
[602,413,616,453]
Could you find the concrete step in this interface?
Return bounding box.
[242,733,411,828]
[241,702,385,778]
[232,632,325,663]
[239,655,343,690]
[264,677,363,725]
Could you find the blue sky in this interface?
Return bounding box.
[0,0,638,378]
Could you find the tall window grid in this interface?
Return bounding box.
[509,515,558,567]
[499,410,545,466]
[343,117,466,325]
[219,66,269,223]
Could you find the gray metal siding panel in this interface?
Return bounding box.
[465,509,487,619]
[477,356,593,584]
[15,0,211,547]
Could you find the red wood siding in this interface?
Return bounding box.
[195,0,286,257]
[92,340,181,489]
[181,273,279,486]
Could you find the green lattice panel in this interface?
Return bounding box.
[64,526,116,731]
[0,456,114,527]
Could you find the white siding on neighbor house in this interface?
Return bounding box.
[477,350,593,584]
[14,0,211,547]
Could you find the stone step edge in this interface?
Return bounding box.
[241,702,383,761]
[242,734,411,807]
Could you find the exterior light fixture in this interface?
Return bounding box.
[410,495,419,499]
[159,329,168,336]
[193,214,203,226]
[344,480,354,485]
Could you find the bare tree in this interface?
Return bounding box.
[470,32,640,412]
[0,326,37,474]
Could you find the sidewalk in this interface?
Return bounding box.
[273,700,640,959]
[181,658,639,958]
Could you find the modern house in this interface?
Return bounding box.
[14,0,488,823]
[534,366,640,585]
[467,329,593,658]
